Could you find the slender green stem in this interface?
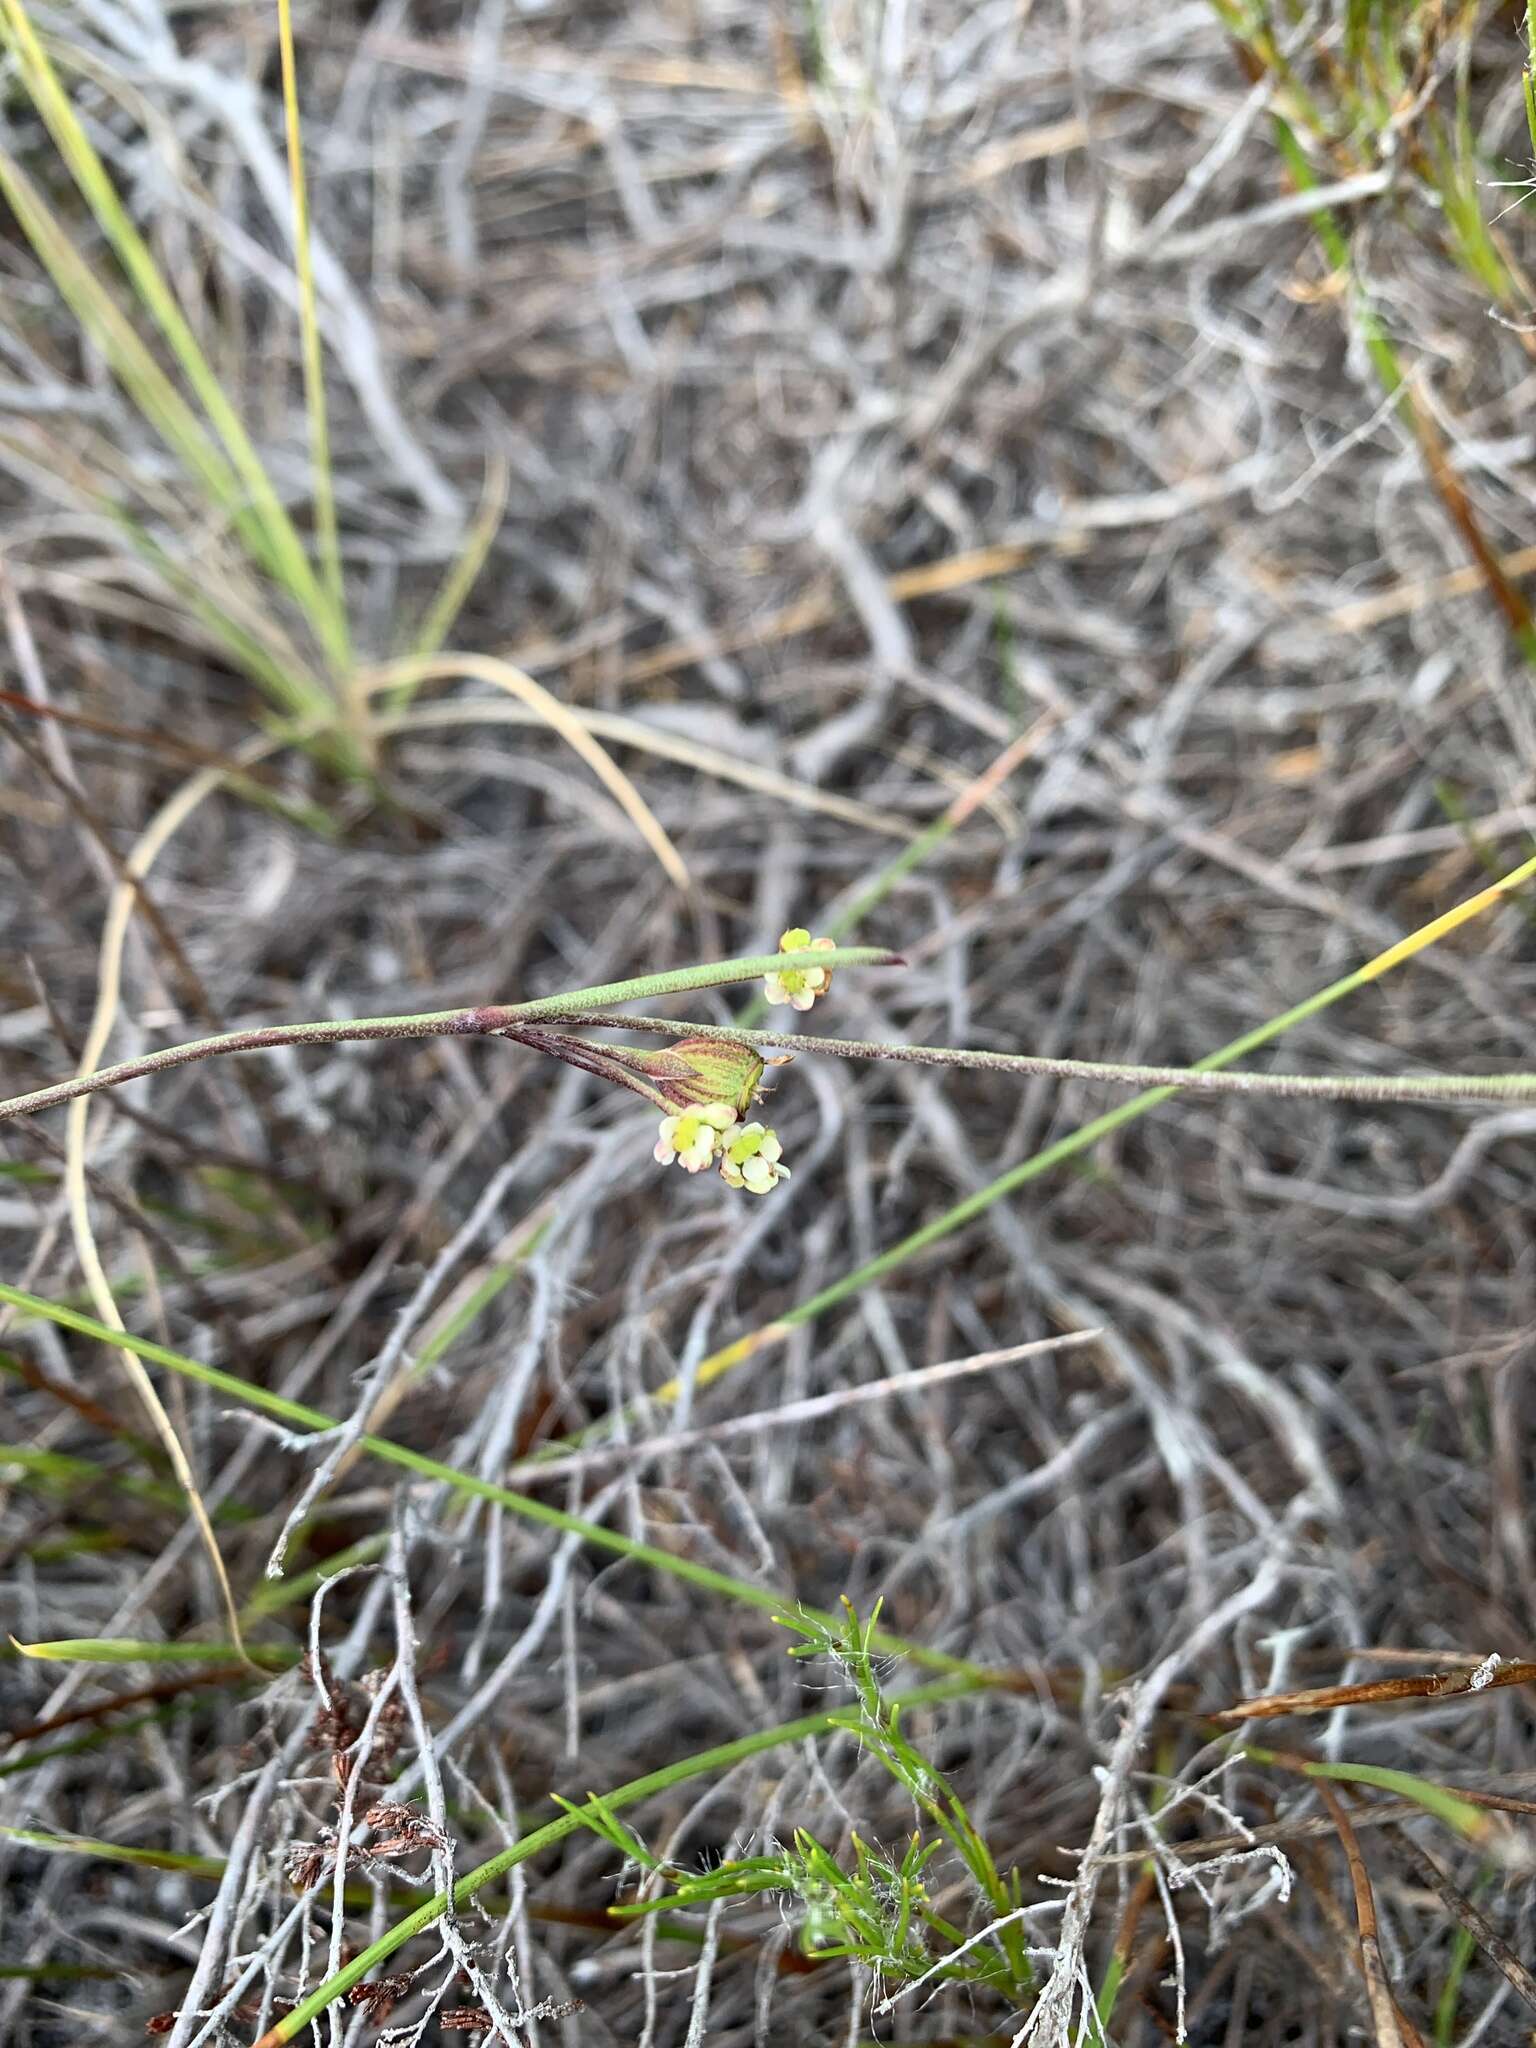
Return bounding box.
[731,727,1044,1031]
[1273,115,1404,396]
[13,1537,392,1663]
[406,450,510,667]
[0,947,899,1123]
[1435,1923,1478,2046]
[1270,108,1536,671]
[563,848,1536,1435]
[14,917,1527,1135]
[251,1677,981,2046]
[778,955,1476,1331]
[0,1823,226,1879]
[0,1282,988,1686]
[275,0,348,656]
[0,1820,779,1963]
[734,812,961,1034]
[553,1013,1536,1108]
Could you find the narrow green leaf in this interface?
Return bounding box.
[0,1280,986,1687]
[0,0,347,664]
[10,1635,293,1669]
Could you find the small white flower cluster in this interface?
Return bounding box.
[649,923,837,1195]
[763,928,835,1012]
[654,1105,789,1195]
[653,1101,736,1173]
[720,1121,787,1194]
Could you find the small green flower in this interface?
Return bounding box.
[764,928,835,1012]
[719,1121,789,1195]
[654,1101,737,1174]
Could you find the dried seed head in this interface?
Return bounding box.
[347,1973,413,2023]
[285,1844,328,1893]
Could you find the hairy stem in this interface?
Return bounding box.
[0,947,898,1123]
[549,1014,1536,1108]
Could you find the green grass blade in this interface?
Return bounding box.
[239,1532,388,1618]
[0,151,262,567]
[406,447,509,666]
[274,0,346,651]
[0,150,337,722]
[1435,1917,1480,2045]
[109,505,334,721]
[254,1677,979,2044]
[1271,116,1403,396]
[10,1636,294,1668]
[0,1281,987,1684]
[0,0,346,666]
[1243,1746,1489,1839]
[0,1822,226,1879]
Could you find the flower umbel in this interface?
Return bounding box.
[654,1101,737,1173]
[764,929,835,1012]
[719,1122,789,1195]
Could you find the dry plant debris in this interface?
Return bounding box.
[4,1,1536,2043]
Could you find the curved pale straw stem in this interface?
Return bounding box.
[374,697,908,840]
[356,653,691,889]
[64,736,288,1666]
[44,668,828,1634]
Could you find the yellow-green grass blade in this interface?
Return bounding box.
[0,1281,988,1687]
[0,0,346,667]
[0,151,336,721]
[11,1636,294,1668]
[274,0,346,653]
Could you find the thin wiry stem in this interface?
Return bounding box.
[548,1013,1536,1107]
[9,963,1531,1132]
[0,947,899,1122]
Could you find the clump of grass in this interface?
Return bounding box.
[1210,0,1536,664]
[0,0,684,877]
